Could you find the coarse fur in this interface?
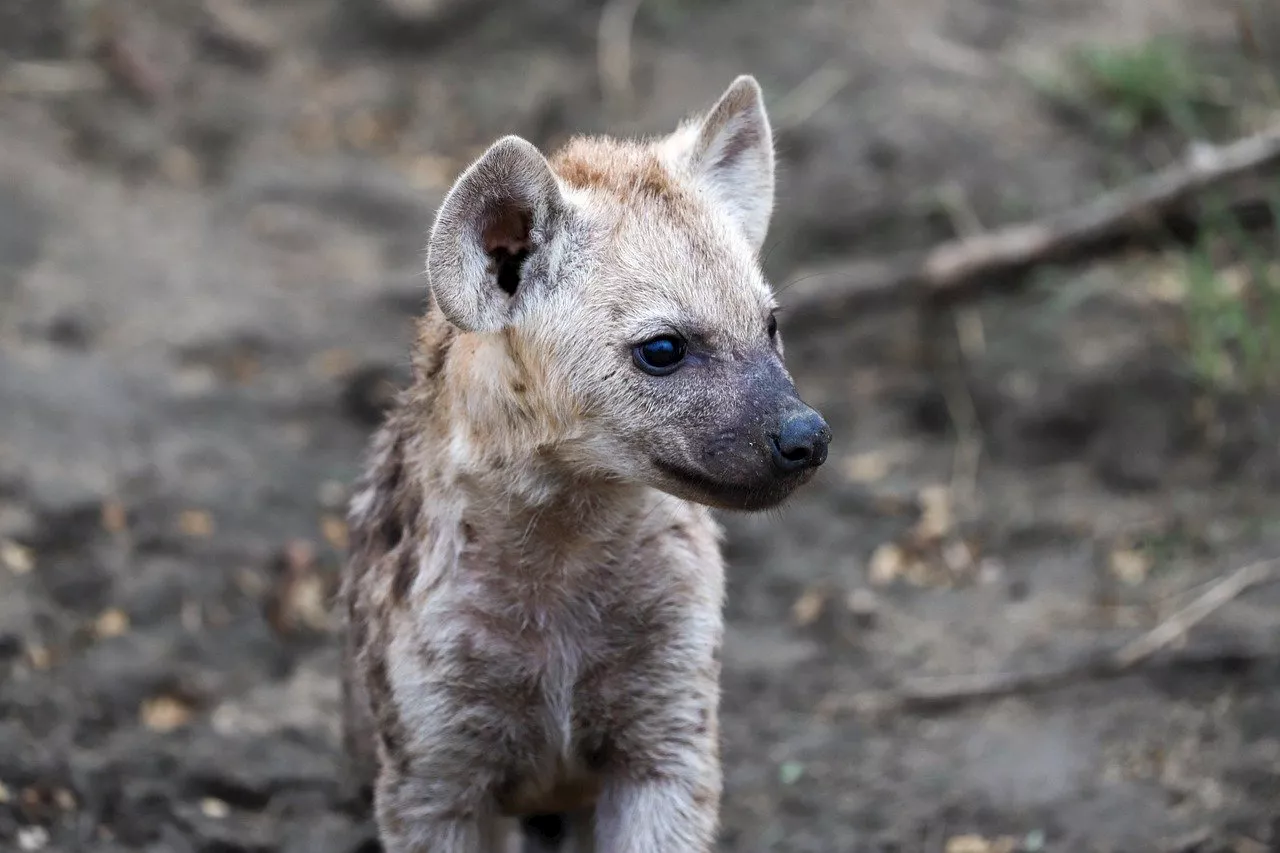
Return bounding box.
[339,75,831,853]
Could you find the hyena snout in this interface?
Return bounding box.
[770,405,831,474]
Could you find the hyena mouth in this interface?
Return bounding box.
[651,457,810,511]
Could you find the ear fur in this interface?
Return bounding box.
[665,75,775,251]
[426,135,566,333]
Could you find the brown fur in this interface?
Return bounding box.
[340,76,829,853]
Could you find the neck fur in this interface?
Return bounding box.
[403,313,659,567]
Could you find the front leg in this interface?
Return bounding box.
[590,689,722,853]
[376,769,510,853]
[593,768,720,853]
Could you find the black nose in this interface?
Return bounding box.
[770,408,831,474]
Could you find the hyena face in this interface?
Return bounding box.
[426,76,829,511]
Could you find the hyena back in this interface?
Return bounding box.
[340,75,831,853]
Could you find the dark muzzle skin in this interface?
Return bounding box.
[652,350,832,511]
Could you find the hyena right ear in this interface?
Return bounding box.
[426,136,566,333]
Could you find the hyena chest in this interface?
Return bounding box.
[458,600,634,816]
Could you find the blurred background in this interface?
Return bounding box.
[1,0,1279,851]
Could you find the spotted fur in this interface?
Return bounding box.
[340,75,829,853]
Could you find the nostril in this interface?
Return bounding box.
[771,409,831,473]
[777,440,811,463]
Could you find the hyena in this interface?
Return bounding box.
[340,75,831,853]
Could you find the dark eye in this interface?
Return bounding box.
[767,313,778,339]
[633,335,687,376]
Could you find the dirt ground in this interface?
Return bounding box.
[1,0,1278,851]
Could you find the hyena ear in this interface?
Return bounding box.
[666,75,775,252]
[426,136,566,333]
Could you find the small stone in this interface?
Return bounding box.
[977,557,1005,585]
[141,695,194,733]
[17,826,49,851]
[1,539,34,574]
[941,538,975,575]
[845,588,879,628]
[94,608,130,639]
[201,797,230,819]
[778,761,804,785]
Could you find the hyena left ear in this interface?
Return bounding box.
[665,75,775,252]
[427,136,566,333]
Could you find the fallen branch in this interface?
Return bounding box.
[783,123,1280,322]
[819,556,1280,717]
[1111,556,1279,668]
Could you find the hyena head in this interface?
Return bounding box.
[425,75,830,511]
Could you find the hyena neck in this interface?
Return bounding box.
[405,312,661,565]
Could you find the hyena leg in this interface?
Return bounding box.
[375,772,509,853]
[593,777,718,853]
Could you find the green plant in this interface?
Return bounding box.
[1033,36,1220,139]
[1181,203,1280,393]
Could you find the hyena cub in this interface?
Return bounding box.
[340,75,831,852]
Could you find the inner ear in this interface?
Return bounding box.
[482,204,532,297]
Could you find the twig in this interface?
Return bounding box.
[1111,556,1280,667]
[597,0,645,113]
[818,556,1280,717]
[0,61,107,96]
[782,122,1280,322]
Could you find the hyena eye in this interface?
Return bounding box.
[632,335,687,376]
[767,313,778,339]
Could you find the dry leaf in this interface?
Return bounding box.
[266,539,332,634]
[401,153,456,190]
[941,539,975,575]
[1109,548,1151,586]
[915,485,953,540]
[841,450,891,484]
[905,557,937,588]
[321,515,349,551]
[308,348,355,379]
[287,575,331,632]
[178,510,215,538]
[94,608,130,639]
[25,645,51,670]
[100,499,128,534]
[791,588,826,626]
[159,145,202,187]
[944,835,1017,853]
[868,543,905,586]
[141,695,194,733]
[1,539,34,574]
[201,797,230,819]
